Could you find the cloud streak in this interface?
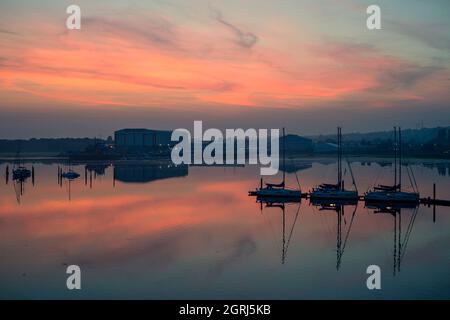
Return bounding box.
[82,15,181,52]
[386,19,450,51]
[0,0,450,135]
[210,8,258,49]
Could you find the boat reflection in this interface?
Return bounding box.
[85,163,110,177]
[365,202,419,275]
[256,196,301,264]
[310,198,358,270]
[84,163,111,188]
[113,162,188,184]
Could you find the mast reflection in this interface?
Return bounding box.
[310,198,358,270]
[365,202,419,275]
[256,196,301,264]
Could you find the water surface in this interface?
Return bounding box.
[0,159,449,299]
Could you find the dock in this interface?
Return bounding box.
[298,192,450,207]
[420,198,450,206]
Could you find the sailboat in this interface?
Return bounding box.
[364,127,419,203]
[61,162,80,180]
[249,128,301,199]
[61,170,80,180]
[12,166,31,181]
[310,127,358,200]
[58,163,80,201]
[12,145,31,181]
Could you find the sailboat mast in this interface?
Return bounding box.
[340,127,342,190]
[337,127,342,190]
[283,127,286,185]
[394,127,397,187]
[399,127,402,191]
[337,127,341,190]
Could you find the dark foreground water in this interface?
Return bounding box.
[0,158,449,299]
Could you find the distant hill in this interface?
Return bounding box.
[310,126,450,144]
[1,125,449,159]
[0,138,106,155]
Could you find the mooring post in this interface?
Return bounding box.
[433,183,436,223]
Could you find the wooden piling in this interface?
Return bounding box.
[433,183,436,223]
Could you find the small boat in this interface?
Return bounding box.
[11,144,32,182]
[61,170,80,180]
[12,166,31,181]
[249,128,301,199]
[364,127,419,204]
[310,127,358,200]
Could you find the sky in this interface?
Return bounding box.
[0,0,449,138]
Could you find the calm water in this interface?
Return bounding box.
[0,159,449,299]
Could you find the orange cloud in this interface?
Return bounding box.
[1,14,448,111]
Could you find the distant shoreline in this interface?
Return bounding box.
[1,154,449,163]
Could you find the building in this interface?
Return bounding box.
[114,129,173,149]
[437,127,450,142]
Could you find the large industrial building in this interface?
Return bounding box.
[114,128,173,149]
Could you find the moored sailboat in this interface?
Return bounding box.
[12,166,31,181]
[364,127,419,204]
[61,170,80,180]
[310,127,358,200]
[249,128,301,199]
[60,162,80,180]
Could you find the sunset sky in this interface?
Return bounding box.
[0,0,449,138]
